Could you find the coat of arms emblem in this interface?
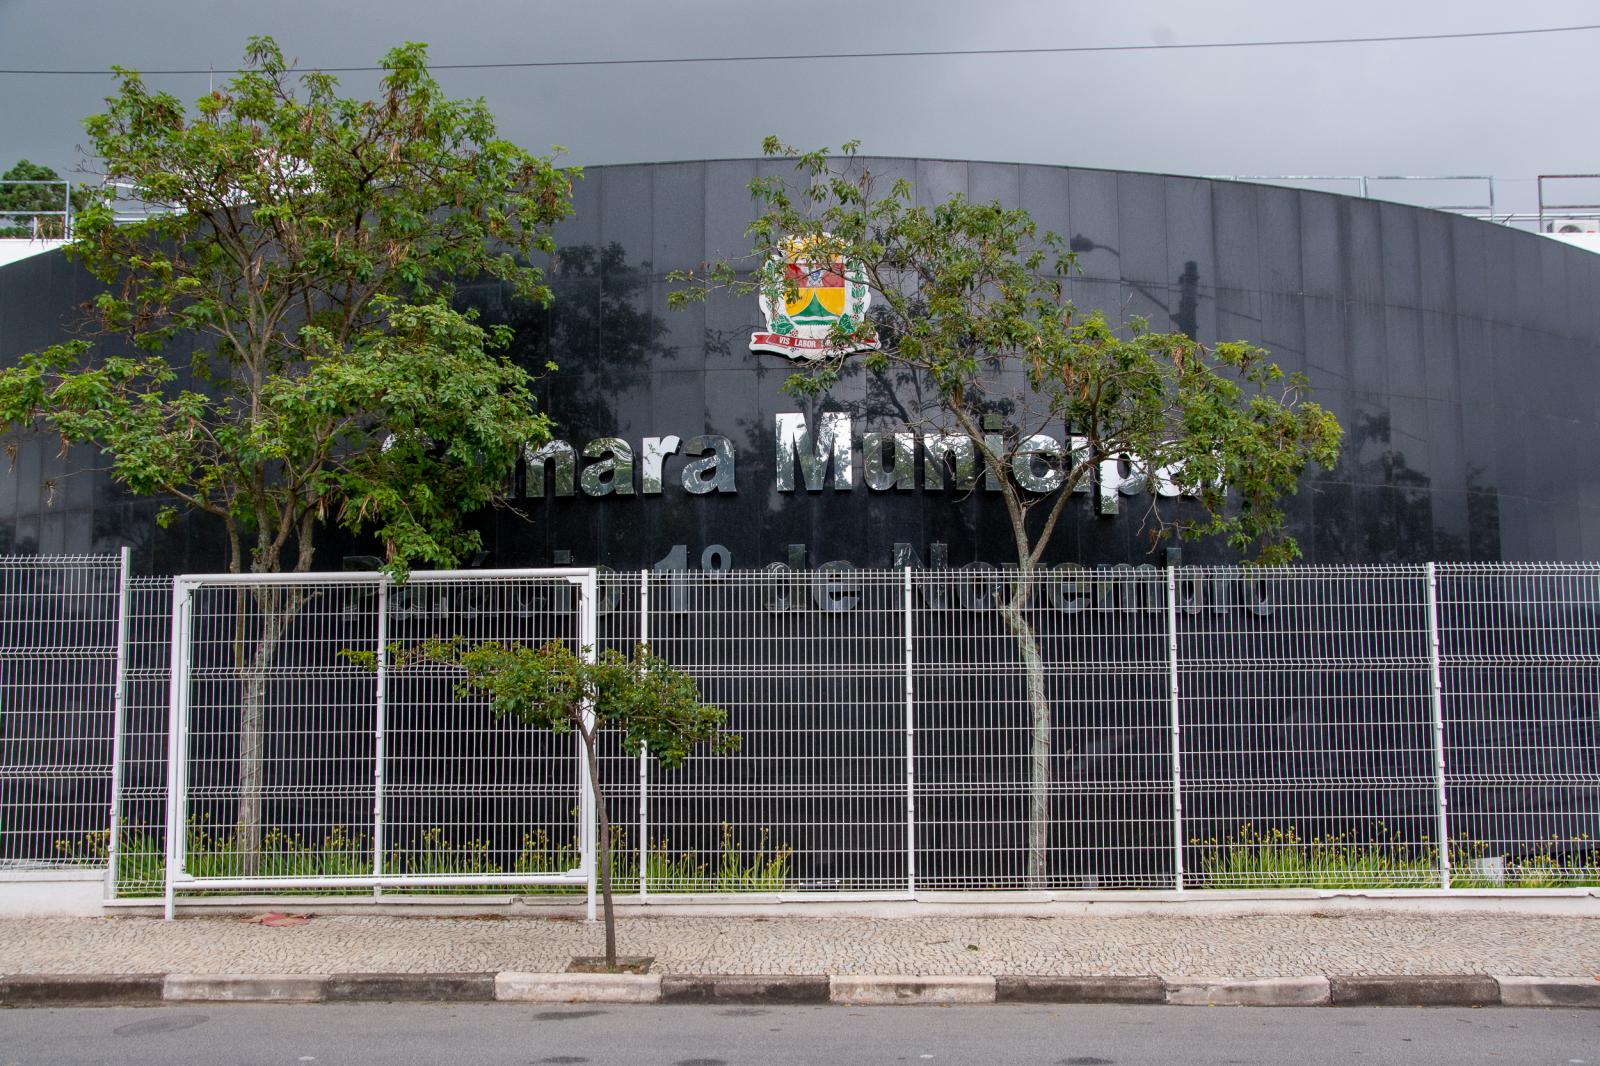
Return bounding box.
[750,236,880,360]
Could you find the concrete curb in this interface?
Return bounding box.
[1166,976,1330,1007]
[163,973,329,1002]
[660,974,831,1004]
[325,972,497,1002]
[830,975,996,1005]
[1493,976,1600,1008]
[1329,974,1500,1007]
[3,971,1598,1008]
[995,975,1165,1004]
[496,971,661,1003]
[0,974,164,1007]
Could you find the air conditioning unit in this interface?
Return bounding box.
[1546,218,1600,234]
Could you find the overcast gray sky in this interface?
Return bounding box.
[3,0,1598,218]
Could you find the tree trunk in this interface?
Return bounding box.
[235,647,269,876]
[235,587,294,877]
[999,586,1052,887]
[580,725,617,969]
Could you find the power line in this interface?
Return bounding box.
[1,22,1597,76]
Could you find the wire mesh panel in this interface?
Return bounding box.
[913,566,1173,890]
[164,569,595,906]
[113,576,175,895]
[638,570,908,893]
[1435,564,1600,886]
[595,572,643,891]
[0,554,123,870]
[382,575,587,885]
[1176,567,1441,888]
[175,578,381,885]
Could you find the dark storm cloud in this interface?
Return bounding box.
[2,0,1598,218]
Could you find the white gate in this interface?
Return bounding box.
[163,568,598,917]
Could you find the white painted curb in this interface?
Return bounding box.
[1493,975,1600,1008]
[163,973,328,1002]
[495,972,662,1003]
[829,975,996,1005]
[1166,976,1330,1007]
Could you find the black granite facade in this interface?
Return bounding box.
[4,158,1600,572]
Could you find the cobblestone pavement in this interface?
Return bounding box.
[2,912,1598,977]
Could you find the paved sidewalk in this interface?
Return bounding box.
[3,912,1598,978]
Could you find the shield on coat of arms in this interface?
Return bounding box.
[750,236,880,360]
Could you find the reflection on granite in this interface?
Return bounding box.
[3,161,1598,572]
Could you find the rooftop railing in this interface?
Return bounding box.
[0,178,74,240]
[8,173,1600,247]
[1213,173,1600,235]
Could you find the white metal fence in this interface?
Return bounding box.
[1435,566,1600,886]
[0,552,127,876]
[113,573,175,896]
[2,558,1597,901]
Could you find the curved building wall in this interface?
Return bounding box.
[4,158,1600,572]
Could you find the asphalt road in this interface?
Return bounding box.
[1,1004,1597,1066]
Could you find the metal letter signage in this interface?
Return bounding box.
[580,438,635,497]
[776,412,853,492]
[524,440,576,498]
[680,434,737,494]
[750,236,881,361]
[519,418,1210,508]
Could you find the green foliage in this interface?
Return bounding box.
[336,648,378,671]
[78,822,1600,896]
[0,38,574,576]
[429,639,737,766]
[1447,835,1600,889]
[56,822,370,891]
[693,824,795,893]
[1190,823,1600,890]
[98,822,793,897]
[1192,823,1440,889]
[672,138,1342,567]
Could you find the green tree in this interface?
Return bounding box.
[673,139,1343,885]
[430,639,733,969]
[0,37,575,871]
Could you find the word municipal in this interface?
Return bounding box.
[521,413,1205,515]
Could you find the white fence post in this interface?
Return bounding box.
[578,570,599,923]
[1424,562,1452,889]
[105,546,132,901]
[162,579,193,921]
[1165,566,1184,892]
[372,579,388,899]
[638,569,650,901]
[903,566,916,897]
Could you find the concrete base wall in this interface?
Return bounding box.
[101,886,1600,920]
[0,238,65,267]
[0,870,106,917]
